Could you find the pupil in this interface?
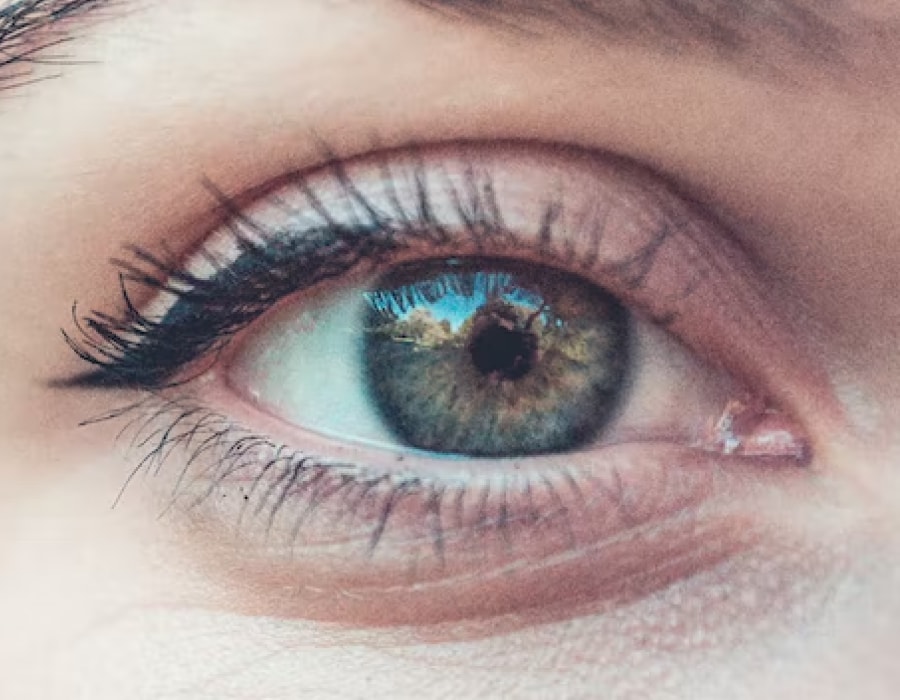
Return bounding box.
[468,320,536,381]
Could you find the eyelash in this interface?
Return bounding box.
[60,143,813,589]
[61,155,679,390]
[93,393,595,556]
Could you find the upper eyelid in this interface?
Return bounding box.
[56,141,841,444]
[58,144,687,388]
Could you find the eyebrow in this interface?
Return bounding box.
[409,0,877,73]
[0,0,114,91]
[0,0,888,94]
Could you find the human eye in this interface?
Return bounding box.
[60,142,832,626]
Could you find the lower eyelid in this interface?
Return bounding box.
[202,444,784,628]
[107,392,808,626]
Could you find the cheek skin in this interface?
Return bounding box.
[0,432,866,700]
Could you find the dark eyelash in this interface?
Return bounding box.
[96,395,423,551]
[58,157,551,388]
[59,154,677,390]
[94,394,587,557]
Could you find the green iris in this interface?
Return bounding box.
[362,259,631,457]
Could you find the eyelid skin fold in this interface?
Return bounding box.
[62,141,841,629]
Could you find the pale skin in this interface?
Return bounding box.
[2,0,900,698]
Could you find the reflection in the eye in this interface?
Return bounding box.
[363,258,630,456]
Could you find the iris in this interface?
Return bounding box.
[362,259,631,457]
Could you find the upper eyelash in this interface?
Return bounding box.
[58,153,675,390]
[55,146,794,573]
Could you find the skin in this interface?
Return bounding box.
[2,0,900,697]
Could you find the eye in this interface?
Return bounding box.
[230,256,740,459]
[278,258,631,457]
[64,143,824,626]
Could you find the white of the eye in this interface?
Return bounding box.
[228,279,738,454]
[229,285,399,447]
[601,318,736,445]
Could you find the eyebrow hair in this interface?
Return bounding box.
[0,0,889,95]
[0,0,114,91]
[409,0,877,73]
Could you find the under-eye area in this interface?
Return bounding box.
[85,393,821,628]
[61,143,824,626]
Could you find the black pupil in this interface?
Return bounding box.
[468,320,536,381]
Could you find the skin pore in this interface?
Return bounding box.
[2,0,900,698]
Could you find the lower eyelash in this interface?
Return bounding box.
[88,393,651,559]
[79,384,826,632]
[92,387,794,592]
